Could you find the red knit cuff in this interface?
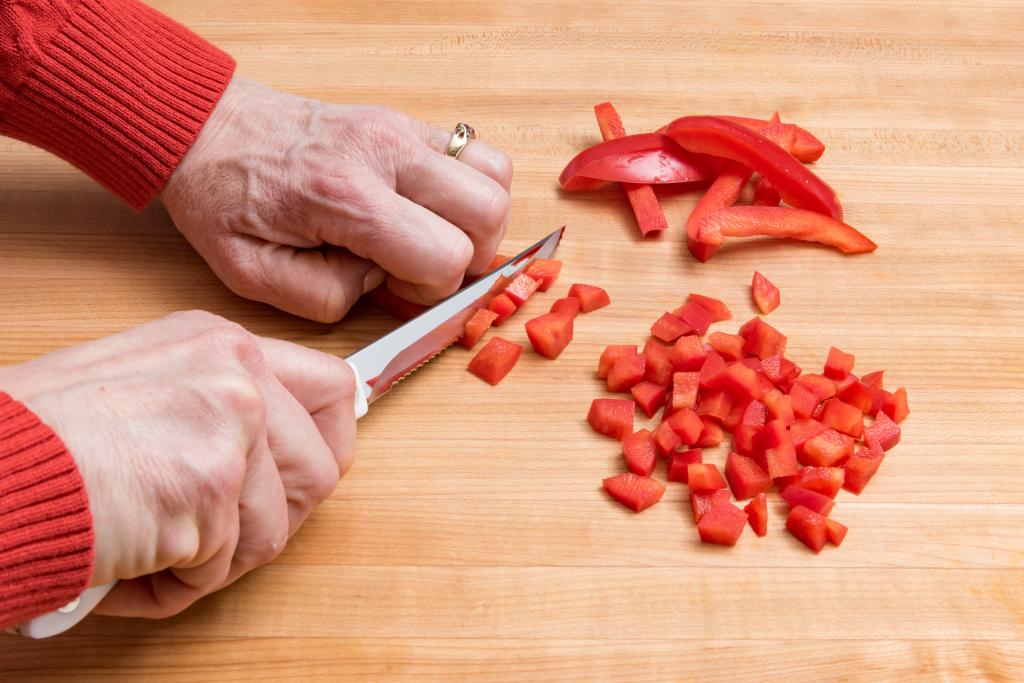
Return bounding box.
[0,0,235,210]
[0,392,93,631]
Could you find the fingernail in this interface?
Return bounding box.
[362,266,387,294]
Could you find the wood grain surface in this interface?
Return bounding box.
[2,1,1023,680]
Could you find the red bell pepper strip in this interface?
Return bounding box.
[685,161,752,262]
[715,115,826,163]
[603,473,664,513]
[696,206,877,256]
[665,116,842,219]
[558,133,714,189]
[751,271,781,314]
[593,102,669,236]
[753,178,782,206]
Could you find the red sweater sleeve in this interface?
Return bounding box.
[0,0,236,209]
[0,392,94,631]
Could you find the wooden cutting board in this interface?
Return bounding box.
[2,1,1022,679]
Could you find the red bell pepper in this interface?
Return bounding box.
[732,400,767,454]
[622,428,658,477]
[824,346,855,380]
[559,133,714,190]
[524,258,562,291]
[697,501,747,546]
[665,116,842,219]
[643,340,675,386]
[673,301,713,336]
[740,317,788,360]
[669,371,700,412]
[752,419,799,479]
[698,351,729,389]
[751,271,780,314]
[667,448,703,483]
[708,332,745,362]
[789,419,829,456]
[838,378,874,413]
[744,493,768,537]
[826,518,848,546]
[690,488,731,523]
[687,463,728,491]
[568,283,611,312]
[883,387,910,423]
[843,441,885,494]
[588,398,635,440]
[694,418,725,447]
[504,273,540,306]
[688,293,732,322]
[753,178,782,206]
[631,381,668,418]
[801,428,855,467]
[715,115,826,163]
[467,337,523,385]
[865,411,901,451]
[793,466,845,498]
[786,505,828,553]
[607,352,647,393]
[761,354,801,392]
[593,102,669,236]
[488,293,517,325]
[765,392,796,425]
[603,472,665,512]
[664,407,704,443]
[670,335,707,371]
[598,344,637,379]
[861,370,885,391]
[696,206,877,256]
[685,161,753,261]
[725,452,772,500]
[654,421,683,458]
[549,297,581,318]
[458,308,499,349]
[651,312,693,343]
[781,485,835,517]
[525,312,574,360]
[797,373,838,401]
[819,398,865,438]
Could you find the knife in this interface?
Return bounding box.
[13,226,564,639]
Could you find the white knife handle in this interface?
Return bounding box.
[14,360,371,639]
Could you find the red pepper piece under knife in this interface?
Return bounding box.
[695,206,877,255]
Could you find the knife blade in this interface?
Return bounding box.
[14,225,564,639]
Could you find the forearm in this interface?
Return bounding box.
[0,0,235,209]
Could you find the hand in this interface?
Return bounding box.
[0,311,355,618]
[162,76,513,322]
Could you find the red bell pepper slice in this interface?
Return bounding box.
[467,337,523,385]
[458,308,499,349]
[819,398,865,438]
[650,312,693,343]
[503,273,540,306]
[603,472,665,513]
[597,344,636,379]
[687,293,732,322]
[744,493,768,537]
[708,332,745,362]
[781,485,835,517]
[622,428,658,477]
[631,381,668,418]
[607,352,646,393]
[753,178,782,206]
[588,398,635,440]
[685,161,752,262]
[568,283,611,312]
[667,449,702,483]
[716,115,826,163]
[883,387,910,423]
[670,335,707,371]
[488,293,517,325]
[549,297,581,319]
[687,463,728,491]
[690,488,731,523]
[669,371,700,412]
[694,418,725,448]
[697,501,747,546]
[696,206,877,256]
[751,271,781,314]
[559,133,714,190]
[643,340,675,386]
[786,505,828,553]
[826,518,848,547]
[793,466,845,499]
[665,116,842,219]
[725,452,772,500]
[653,421,683,458]
[525,312,574,360]
[843,441,885,494]
[865,411,901,451]
[524,258,562,291]
[593,102,669,236]
[672,301,713,336]
[664,407,704,444]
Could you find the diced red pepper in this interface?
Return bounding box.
[761,354,802,392]
[793,466,845,498]
[861,370,885,391]
[594,102,670,237]
[603,473,665,513]
[725,452,772,500]
[694,418,725,448]
[843,441,885,494]
[467,337,523,385]
[883,387,910,423]
[740,317,788,360]
[752,177,781,206]
[664,408,704,444]
[696,389,733,425]
[687,463,727,492]
[765,392,796,426]
[719,362,759,402]
[708,332,745,362]
[698,351,729,389]
[789,419,829,455]
[819,398,865,438]
[752,419,799,479]
[838,378,874,413]
[504,273,540,306]
[667,448,702,483]
[834,373,858,395]
[722,400,745,431]
[665,116,842,219]
[801,428,855,467]
[695,206,876,256]
[786,505,828,553]
[642,340,675,387]
[687,293,732,322]
[622,428,657,477]
[651,312,693,343]
[631,381,668,418]
[690,488,731,523]
[824,346,855,380]
[588,398,634,440]
[568,283,611,313]
[524,258,562,291]
[458,308,499,349]
[744,493,768,537]
[781,485,835,517]
[797,374,838,401]
[653,421,683,458]
[685,161,753,261]
[525,312,574,360]
[488,293,517,325]
[697,502,747,546]
[865,411,901,451]
[751,271,781,315]
[598,344,637,379]
[549,297,581,318]
[559,132,713,190]
[733,400,767,454]
[789,382,820,420]
[673,301,713,336]
[826,518,848,546]
[716,115,826,163]
[607,353,647,393]
[671,335,708,371]
[669,371,700,412]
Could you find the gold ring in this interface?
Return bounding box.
[446,122,477,159]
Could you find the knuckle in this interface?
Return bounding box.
[199,371,267,451]
[201,324,264,369]
[357,106,406,150]
[493,153,513,188]
[482,185,511,229]
[216,241,270,300]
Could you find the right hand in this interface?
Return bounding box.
[0,310,356,618]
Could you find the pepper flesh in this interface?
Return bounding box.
[697,206,877,256]
[559,133,714,189]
